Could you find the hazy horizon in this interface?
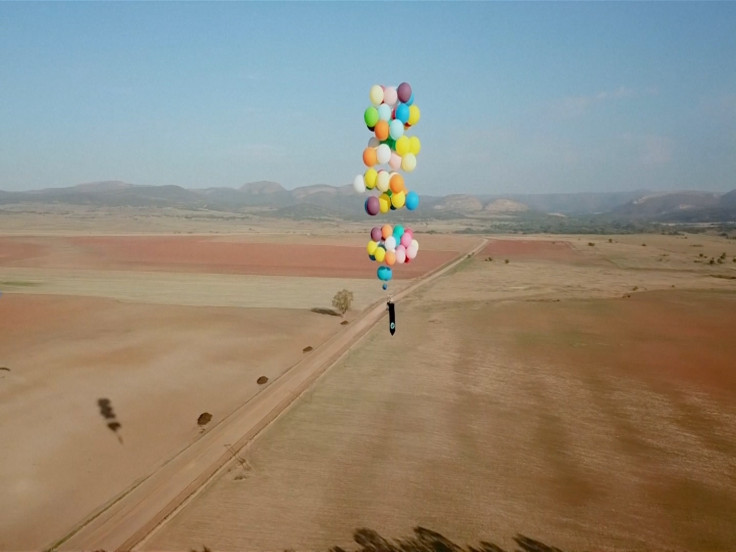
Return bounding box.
[2,2,735,196]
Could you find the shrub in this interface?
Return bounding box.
[332,289,354,316]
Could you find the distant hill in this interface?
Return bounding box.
[1,181,734,223]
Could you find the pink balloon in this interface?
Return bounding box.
[389,152,401,170]
[400,233,412,248]
[383,86,398,106]
[395,245,406,264]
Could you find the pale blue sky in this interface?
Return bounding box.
[1,1,735,195]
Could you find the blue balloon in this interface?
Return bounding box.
[395,103,410,124]
[393,224,405,239]
[382,283,388,290]
[377,266,393,281]
[406,190,420,211]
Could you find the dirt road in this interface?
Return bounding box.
[53,238,487,551]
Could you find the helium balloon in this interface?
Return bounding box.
[381,224,392,240]
[383,86,398,106]
[371,226,382,242]
[401,152,417,172]
[364,107,379,128]
[378,193,391,213]
[389,172,404,194]
[395,135,410,156]
[367,240,378,256]
[382,283,388,290]
[353,174,365,193]
[391,190,406,209]
[377,103,392,121]
[385,250,396,266]
[395,103,410,124]
[363,147,377,167]
[397,82,412,103]
[385,235,396,250]
[393,224,404,239]
[368,136,380,148]
[408,105,420,126]
[389,119,404,140]
[364,167,377,189]
[376,170,390,192]
[365,196,380,216]
[395,245,406,264]
[406,91,414,106]
[389,152,401,170]
[374,120,389,141]
[369,85,384,106]
[374,246,386,263]
[400,232,412,248]
[376,143,391,165]
[409,136,421,155]
[405,190,420,210]
[377,265,392,281]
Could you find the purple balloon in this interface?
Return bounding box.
[397,82,412,103]
[365,196,380,216]
[370,226,382,241]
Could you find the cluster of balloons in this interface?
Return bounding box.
[353,82,421,217]
[354,82,422,290]
[367,224,420,282]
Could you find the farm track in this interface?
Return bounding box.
[53,238,487,552]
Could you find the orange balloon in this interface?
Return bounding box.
[381,224,392,240]
[385,250,396,266]
[389,173,405,194]
[374,120,389,141]
[362,147,377,167]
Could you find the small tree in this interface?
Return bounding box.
[332,289,354,316]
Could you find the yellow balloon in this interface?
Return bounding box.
[409,136,421,156]
[408,105,421,126]
[367,240,378,256]
[391,190,406,209]
[364,168,377,189]
[378,193,391,213]
[395,135,410,156]
[374,246,386,263]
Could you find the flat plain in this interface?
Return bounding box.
[1,209,735,551]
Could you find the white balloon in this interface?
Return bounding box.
[376,143,391,165]
[376,170,390,192]
[385,236,397,251]
[353,174,365,193]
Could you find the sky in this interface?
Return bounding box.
[1,1,735,196]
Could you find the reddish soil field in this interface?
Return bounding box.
[480,239,581,262]
[0,236,456,279]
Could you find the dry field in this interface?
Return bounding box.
[0,213,471,551]
[140,232,736,552]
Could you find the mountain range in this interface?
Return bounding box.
[1,181,735,223]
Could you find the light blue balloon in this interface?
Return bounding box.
[377,266,393,281]
[377,103,392,121]
[389,119,405,140]
[393,224,405,239]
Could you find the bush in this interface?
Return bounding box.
[332,289,354,316]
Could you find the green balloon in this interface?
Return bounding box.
[364,107,379,128]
